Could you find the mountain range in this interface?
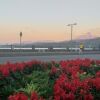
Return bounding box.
[0,37,100,48]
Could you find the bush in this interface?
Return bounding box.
[0,59,100,100]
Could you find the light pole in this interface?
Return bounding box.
[20,32,22,48]
[67,23,77,41]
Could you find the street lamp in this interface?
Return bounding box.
[67,23,77,41]
[20,32,22,48]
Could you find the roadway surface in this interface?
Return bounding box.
[0,52,100,64]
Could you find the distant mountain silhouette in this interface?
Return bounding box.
[0,37,100,48]
[21,37,100,48]
[32,38,100,48]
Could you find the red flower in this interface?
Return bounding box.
[39,97,45,100]
[50,66,57,74]
[66,92,75,100]
[96,71,100,77]
[84,94,94,100]
[54,96,60,100]
[31,92,38,100]
[92,77,100,90]
[8,92,28,100]
[1,67,9,77]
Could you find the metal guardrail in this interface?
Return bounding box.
[0,47,99,52]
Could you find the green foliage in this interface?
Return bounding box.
[15,70,55,99]
[16,82,36,96]
[78,72,92,81]
[27,70,54,98]
[10,71,27,87]
[0,77,16,99]
[0,71,27,99]
[80,65,100,75]
[23,66,33,75]
[90,87,100,100]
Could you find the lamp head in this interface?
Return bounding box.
[67,24,71,26]
[20,32,22,37]
[73,23,77,25]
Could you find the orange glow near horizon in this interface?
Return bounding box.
[0,23,100,44]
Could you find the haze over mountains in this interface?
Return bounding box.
[30,37,100,48]
[0,37,99,49]
[29,32,100,48]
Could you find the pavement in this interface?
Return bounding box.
[0,51,100,57]
[0,51,100,64]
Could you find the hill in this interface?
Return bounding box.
[0,37,100,48]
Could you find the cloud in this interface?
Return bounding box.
[77,32,96,40]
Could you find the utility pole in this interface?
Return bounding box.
[20,32,22,49]
[67,23,77,41]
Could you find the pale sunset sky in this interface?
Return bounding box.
[0,0,100,44]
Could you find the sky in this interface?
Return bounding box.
[0,0,100,44]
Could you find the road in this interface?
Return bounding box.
[0,54,100,64]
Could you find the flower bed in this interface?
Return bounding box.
[0,59,100,100]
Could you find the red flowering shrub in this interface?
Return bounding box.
[0,66,10,77]
[54,59,100,100]
[96,71,100,77]
[50,66,57,75]
[8,92,28,100]
[31,92,38,100]
[8,92,45,100]
[84,93,94,100]
[0,59,100,100]
[92,77,100,90]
